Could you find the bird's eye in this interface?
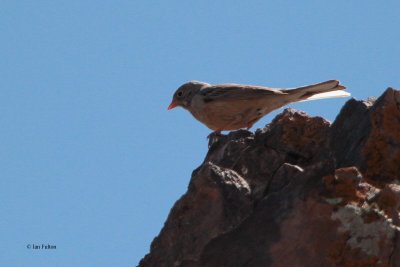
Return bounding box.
[177,91,183,97]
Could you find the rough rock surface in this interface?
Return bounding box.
[139,88,400,267]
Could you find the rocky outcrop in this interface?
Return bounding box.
[139,88,400,267]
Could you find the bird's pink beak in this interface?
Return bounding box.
[167,101,178,110]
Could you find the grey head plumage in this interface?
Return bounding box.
[168,81,210,110]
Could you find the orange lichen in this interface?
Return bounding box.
[326,232,388,267]
[377,192,398,219]
[322,167,363,206]
[378,193,397,210]
[278,112,329,154]
[326,232,351,265]
[387,150,400,180]
[363,103,400,187]
[361,209,382,223]
[323,175,357,203]
[383,104,400,140]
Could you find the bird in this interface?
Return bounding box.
[167,80,350,135]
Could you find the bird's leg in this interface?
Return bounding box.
[214,130,222,135]
[207,130,222,139]
[207,116,242,139]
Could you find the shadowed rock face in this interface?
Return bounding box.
[139,88,400,267]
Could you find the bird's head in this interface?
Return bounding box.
[167,81,210,110]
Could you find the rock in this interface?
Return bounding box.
[361,89,400,187]
[139,88,400,267]
[139,162,252,267]
[330,98,375,168]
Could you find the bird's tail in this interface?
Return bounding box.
[287,80,350,102]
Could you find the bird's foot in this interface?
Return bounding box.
[207,130,225,148]
[207,130,222,139]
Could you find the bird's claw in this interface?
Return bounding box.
[207,130,222,139]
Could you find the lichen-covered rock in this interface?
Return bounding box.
[362,89,400,187]
[139,88,400,267]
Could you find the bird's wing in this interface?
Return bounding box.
[199,84,286,101]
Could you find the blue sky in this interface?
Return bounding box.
[1,1,399,266]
